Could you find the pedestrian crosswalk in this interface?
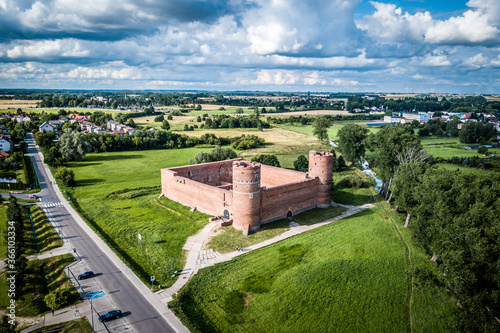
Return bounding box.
[39,202,63,208]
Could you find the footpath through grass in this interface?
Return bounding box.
[171,206,412,333]
[208,206,347,254]
[63,148,211,287]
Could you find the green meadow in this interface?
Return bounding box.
[170,199,455,333]
[63,148,212,286]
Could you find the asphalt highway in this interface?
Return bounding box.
[25,133,175,333]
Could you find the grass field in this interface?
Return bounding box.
[63,148,213,287]
[208,206,347,254]
[30,318,91,333]
[0,100,40,109]
[437,163,492,174]
[170,198,455,333]
[274,122,382,142]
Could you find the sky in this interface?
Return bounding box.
[1,0,500,93]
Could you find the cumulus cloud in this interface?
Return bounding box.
[359,0,500,45]
[244,0,365,57]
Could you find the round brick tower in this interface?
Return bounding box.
[232,161,261,235]
[309,151,334,208]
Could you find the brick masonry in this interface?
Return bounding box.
[161,151,334,235]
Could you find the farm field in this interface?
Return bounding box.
[0,99,40,109]
[63,148,212,286]
[420,136,500,159]
[437,163,492,174]
[274,122,382,142]
[0,108,122,115]
[170,199,455,333]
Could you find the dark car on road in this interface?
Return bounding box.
[98,310,122,322]
[78,271,95,280]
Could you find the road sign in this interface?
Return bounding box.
[150,276,155,282]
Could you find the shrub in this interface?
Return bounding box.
[44,289,70,310]
[55,167,75,186]
[337,175,371,188]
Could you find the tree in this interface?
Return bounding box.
[251,155,280,167]
[293,155,308,172]
[195,104,202,110]
[58,129,91,162]
[312,116,331,141]
[0,315,17,333]
[368,125,422,182]
[189,146,237,164]
[44,289,70,310]
[55,167,75,186]
[154,115,164,122]
[162,120,170,130]
[337,124,369,165]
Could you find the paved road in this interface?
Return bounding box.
[26,133,176,333]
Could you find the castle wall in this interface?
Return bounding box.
[167,158,241,186]
[261,178,319,223]
[161,169,232,216]
[260,164,308,187]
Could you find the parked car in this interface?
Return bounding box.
[78,271,95,280]
[28,194,39,199]
[98,310,122,322]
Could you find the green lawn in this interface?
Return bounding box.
[437,163,492,174]
[30,318,91,333]
[170,202,455,333]
[208,206,347,254]
[63,148,212,287]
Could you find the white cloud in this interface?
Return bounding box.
[357,2,433,43]
[420,54,451,66]
[360,0,500,45]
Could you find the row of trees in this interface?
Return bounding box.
[204,114,270,130]
[392,164,500,331]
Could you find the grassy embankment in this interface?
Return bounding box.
[0,203,75,318]
[0,205,62,259]
[170,177,456,333]
[30,318,91,333]
[61,148,212,287]
[0,255,78,317]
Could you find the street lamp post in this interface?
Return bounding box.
[90,296,94,333]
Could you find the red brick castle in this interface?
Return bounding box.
[161,151,334,235]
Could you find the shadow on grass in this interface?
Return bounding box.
[84,154,144,162]
[76,178,105,187]
[331,185,374,206]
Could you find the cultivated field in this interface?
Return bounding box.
[0,99,40,109]
[267,110,349,116]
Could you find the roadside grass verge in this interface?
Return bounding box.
[0,255,79,317]
[0,205,7,258]
[30,317,91,333]
[61,148,211,287]
[28,205,63,254]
